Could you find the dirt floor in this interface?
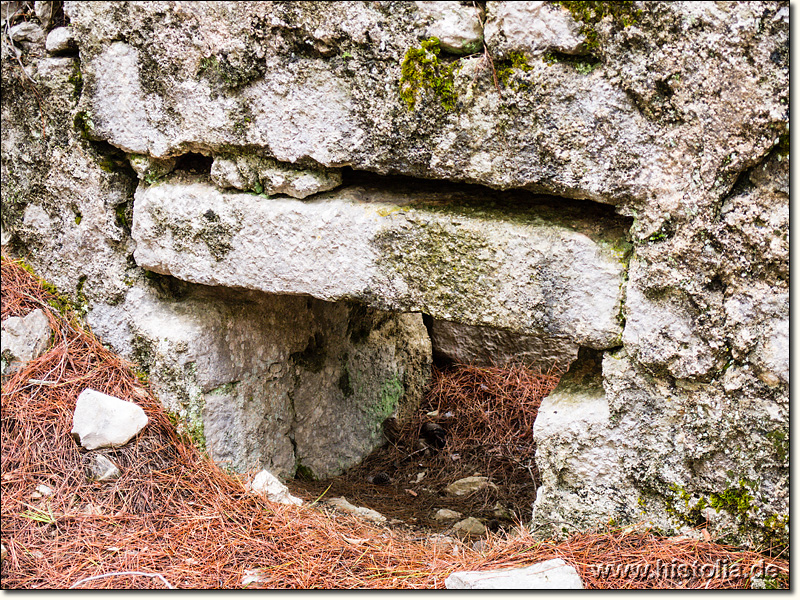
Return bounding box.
[0,255,790,589]
[289,362,559,538]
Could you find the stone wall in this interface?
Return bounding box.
[1,1,787,549]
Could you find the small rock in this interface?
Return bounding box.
[471,539,486,552]
[1,542,7,564]
[45,27,76,54]
[9,21,44,45]
[127,154,177,182]
[1,308,52,376]
[445,476,497,497]
[35,483,53,497]
[242,568,270,587]
[86,454,122,481]
[492,502,515,520]
[210,155,342,199]
[452,516,486,536]
[246,469,303,506]
[433,508,462,521]
[71,389,149,450]
[327,497,386,524]
[34,1,54,29]
[445,558,585,589]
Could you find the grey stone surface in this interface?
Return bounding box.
[484,1,586,57]
[45,27,76,54]
[210,154,342,199]
[132,176,628,355]
[445,558,584,589]
[445,476,497,497]
[433,508,462,521]
[86,282,431,479]
[429,318,577,370]
[327,497,386,523]
[1,308,52,375]
[71,389,148,450]
[452,516,486,536]
[86,454,122,481]
[247,469,302,506]
[416,1,484,55]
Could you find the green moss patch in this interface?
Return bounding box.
[399,37,461,111]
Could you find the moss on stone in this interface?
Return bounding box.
[496,51,532,89]
[399,37,461,111]
[550,1,642,50]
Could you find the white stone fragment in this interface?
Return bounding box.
[9,21,44,45]
[247,469,303,506]
[210,155,342,199]
[45,26,75,54]
[71,389,148,450]
[445,558,584,589]
[1,308,52,375]
[34,1,53,29]
[35,483,53,497]
[327,497,386,523]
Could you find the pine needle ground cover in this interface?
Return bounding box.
[0,255,788,589]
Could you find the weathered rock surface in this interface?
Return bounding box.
[445,558,584,589]
[209,155,342,199]
[46,27,76,55]
[86,282,431,479]
[247,469,302,506]
[484,1,586,57]
[452,517,486,536]
[415,1,484,55]
[71,389,148,450]
[86,454,122,482]
[1,308,52,375]
[132,176,629,359]
[433,508,462,522]
[445,476,497,497]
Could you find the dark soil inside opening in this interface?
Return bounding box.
[289,364,562,537]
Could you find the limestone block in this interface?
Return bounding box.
[247,469,303,506]
[1,308,52,375]
[71,389,148,450]
[132,177,628,357]
[445,558,584,589]
[86,282,431,479]
[484,1,586,56]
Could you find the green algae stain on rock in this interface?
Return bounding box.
[374,217,496,322]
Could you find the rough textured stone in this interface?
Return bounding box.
[9,21,44,46]
[71,389,148,450]
[446,476,497,497]
[445,558,584,589]
[433,508,462,521]
[415,1,484,55]
[87,281,431,479]
[132,175,628,355]
[1,308,52,375]
[209,154,342,199]
[327,497,386,524]
[247,469,302,506]
[452,516,486,536]
[484,1,586,57]
[86,454,121,481]
[428,318,577,370]
[45,27,76,55]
